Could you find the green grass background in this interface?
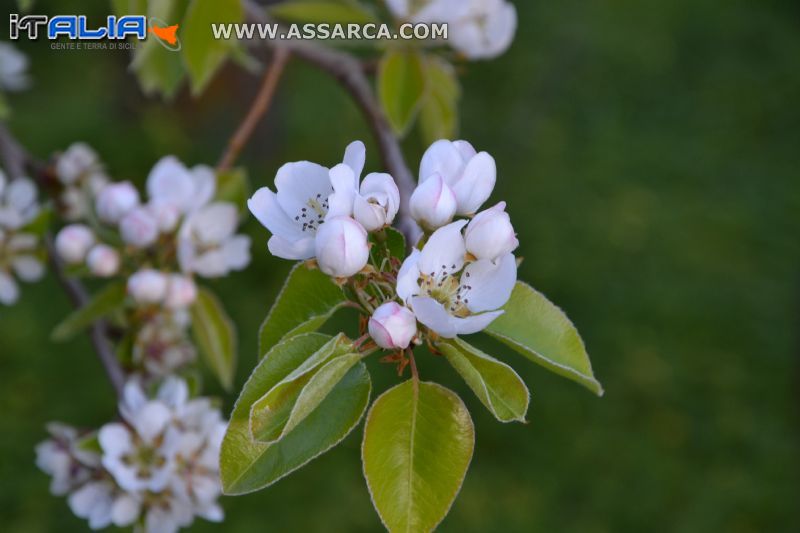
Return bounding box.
[1,0,798,531]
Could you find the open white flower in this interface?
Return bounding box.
[96,181,140,224]
[419,139,496,216]
[133,312,197,377]
[55,224,95,264]
[397,220,517,337]
[0,42,29,92]
[0,171,39,230]
[177,203,251,278]
[35,423,96,497]
[68,480,139,530]
[56,143,102,185]
[248,160,333,260]
[328,141,400,231]
[146,156,216,216]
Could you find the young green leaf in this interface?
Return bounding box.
[214,167,250,212]
[378,49,427,135]
[270,1,377,24]
[190,286,237,391]
[438,337,530,423]
[418,57,460,146]
[485,281,604,396]
[129,0,186,99]
[250,352,364,443]
[220,333,371,495]
[258,263,347,357]
[51,282,127,342]
[181,0,243,95]
[362,380,474,532]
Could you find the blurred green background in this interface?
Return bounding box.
[2,0,799,531]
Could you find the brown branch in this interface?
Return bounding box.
[0,124,126,397]
[243,1,420,245]
[218,47,290,171]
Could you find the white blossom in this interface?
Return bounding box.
[119,206,159,248]
[128,268,168,304]
[0,230,44,305]
[86,244,121,277]
[464,201,518,261]
[369,301,417,349]
[0,171,39,230]
[409,173,457,230]
[55,224,95,265]
[164,274,197,310]
[177,203,251,278]
[418,139,496,216]
[96,181,140,224]
[0,41,29,92]
[397,220,517,337]
[146,156,215,216]
[35,423,96,496]
[133,312,197,377]
[314,215,370,278]
[56,143,102,185]
[327,141,400,231]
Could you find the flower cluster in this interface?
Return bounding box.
[36,378,226,532]
[53,150,251,379]
[385,0,518,60]
[250,138,517,353]
[0,169,44,305]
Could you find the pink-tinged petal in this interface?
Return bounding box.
[248,187,303,240]
[396,249,421,302]
[452,151,496,215]
[418,219,467,277]
[275,161,332,216]
[327,163,358,218]
[268,234,315,260]
[98,423,133,457]
[410,296,458,338]
[453,140,477,160]
[462,253,517,313]
[361,172,400,221]
[419,139,464,184]
[453,310,504,335]
[343,140,366,180]
[409,173,457,230]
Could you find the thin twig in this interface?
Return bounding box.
[217,47,291,171]
[243,1,420,245]
[0,124,126,397]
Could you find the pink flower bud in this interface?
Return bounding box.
[314,216,369,278]
[127,269,167,304]
[464,202,518,261]
[165,274,197,310]
[54,224,95,264]
[86,244,120,277]
[95,182,139,224]
[119,207,158,248]
[409,174,457,231]
[369,302,417,349]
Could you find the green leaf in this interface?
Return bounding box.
[438,337,529,423]
[182,0,243,95]
[17,0,35,13]
[250,347,363,444]
[0,92,9,120]
[418,56,460,146]
[190,286,237,390]
[249,333,352,442]
[51,282,127,342]
[258,263,347,357]
[378,49,427,135]
[485,281,604,396]
[220,333,371,495]
[271,1,376,24]
[110,0,147,16]
[214,167,250,212]
[362,380,474,532]
[21,207,51,237]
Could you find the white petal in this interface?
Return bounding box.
[222,235,251,270]
[189,203,237,245]
[327,163,357,218]
[409,173,457,230]
[275,161,332,217]
[418,219,467,277]
[122,380,147,414]
[267,234,316,260]
[461,254,517,312]
[6,178,37,212]
[146,156,194,208]
[158,376,188,407]
[453,140,477,160]
[188,165,216,211]
[248,187,303,240]
[197,502,225,523]
[396,249,421,302]
[353,195,385,231]
[98,423,133,457]
[11,255,44,281]
[419,139,464,185]
[343,140,366,180]
[133,402,171,442]
[0,270,20,305]
[361,172,400,222]
[410,296,458,338]
[451,151,496,215]
[111,494,140,527]
[453,310,504,335]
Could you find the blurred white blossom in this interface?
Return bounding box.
[0,41,30,92]
[177,203,251,278]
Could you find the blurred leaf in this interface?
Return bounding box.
[129,0,186,98]
[250,337,362,443]
[369,226,406,267]
[17,0,35,13]
[110,0,146,16]
[51,282,127,342]
[21,207,51,237]
[220,333,371,495]
[362,380,474,532]
[438,337,529,423]
[418,56,460,145]
[182,0,243,95]
[485,281,604,396]
[258,263,347,357]
[271,1,376,24]
[214,167,250,212]
[190,286,237,390]
[0,92,9,120]
[75,431,101,455]
[378,49,426,135]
